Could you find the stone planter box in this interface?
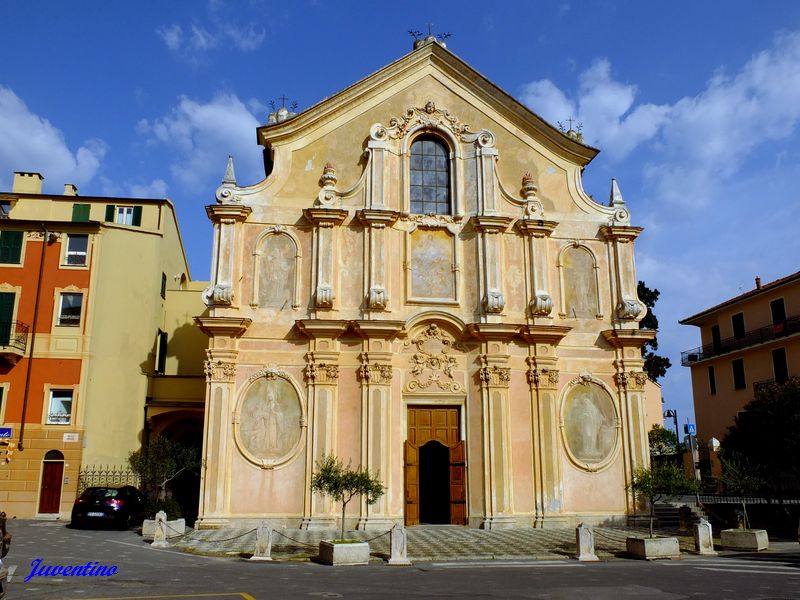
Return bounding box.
[720,529,769,551]
[318,540,370,566]
[626,536,680,560]
[142,518,185,541]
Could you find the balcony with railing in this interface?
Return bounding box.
[0,320,29,364]
[681,315,800,366]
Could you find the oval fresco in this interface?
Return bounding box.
[562,382,617,466]
[238,376,301,462]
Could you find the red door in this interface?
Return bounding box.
[39,456,64,513]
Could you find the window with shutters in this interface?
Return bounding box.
[155,330,168,374]
[161,273,167,299]
[71,203,90,222]
[732,358,746,390]
[107,205,142,227]
[0,230,23,264]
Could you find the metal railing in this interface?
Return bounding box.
[0,320,29,353]
[78,465,140,494]
[681,315,800,366]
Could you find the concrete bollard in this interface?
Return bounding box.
[151,511,169,548]
[388,524,411,566]
[575,523,599,561]
[250,521,273,561]
[694,518,717,555]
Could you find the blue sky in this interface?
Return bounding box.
[3,1,800,435]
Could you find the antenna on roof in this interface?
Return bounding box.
[409,24,451,48]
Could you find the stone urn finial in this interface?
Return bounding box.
[521,173,538,199]
[320,162,337,188]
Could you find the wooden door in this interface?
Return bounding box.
[0,292,14,346]
[404,441,420,526]
[449,440,467,525]
[39,460,64,513]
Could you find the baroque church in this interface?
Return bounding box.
[196,35,662,530]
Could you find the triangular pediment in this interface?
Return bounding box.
[257,41,598,167]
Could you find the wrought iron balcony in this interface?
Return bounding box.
[0,320,29,364]
[681,315,800,366]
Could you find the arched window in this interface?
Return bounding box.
[410,136,450,215]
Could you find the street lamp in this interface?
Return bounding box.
[663,409,680,466]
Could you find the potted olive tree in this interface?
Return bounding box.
[626,463,698,559]
[311,454,385,566]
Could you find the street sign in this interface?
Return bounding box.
[686,423,696,436]
[0,428,12,439]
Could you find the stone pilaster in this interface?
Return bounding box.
[602,328,657,513]
[473,216,513,317]
[467,323,519,529]
[203,204,252,308]
[357,210,399,311]
[304,208,348,311]
[601,225,644,328]
[352,320,404,529]
[516,217,558,322]
[519,324,570,528]
[194,316,251,529]
[296,319,349,529]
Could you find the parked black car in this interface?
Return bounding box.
[70,486,144,529]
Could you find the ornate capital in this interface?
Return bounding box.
[368,286,387,310]
[305,363,339,384]
[479,365,510,388]
[616,370,647,391]
[484,290,505,314]
[204,360,237,383]
[358,363,393,385]
[529,293,553,317]
[315,284,334,308]
[527,367,559,390]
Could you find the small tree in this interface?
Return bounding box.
[648,424,684,457]
[128,436,199,502]
[628,463,699,538]
[718,451,766,529]
[311,454,385,541]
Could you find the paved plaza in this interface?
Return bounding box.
[2,520,799,599]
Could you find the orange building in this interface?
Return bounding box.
[0,172,206,519]
[680,272,800,443]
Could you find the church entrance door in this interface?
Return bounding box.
[404,406,466,526]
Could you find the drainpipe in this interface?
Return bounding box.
[19,224,49,451]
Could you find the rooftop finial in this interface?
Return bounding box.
[409,24,451,49]
[223,155,237,185]
[557,117,584,142]
[609,178,625,207]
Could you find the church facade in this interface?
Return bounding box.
[196,37,661,530]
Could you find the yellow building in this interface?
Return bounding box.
[0,171,206,518]
[196,37,662,531]
[680,271,800,443]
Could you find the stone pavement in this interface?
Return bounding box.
[172,524,698,561]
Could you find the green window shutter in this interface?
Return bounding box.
[0,231,24,263]
[71,203,90,222]
[131,206,142,227]
[105,204,115,222]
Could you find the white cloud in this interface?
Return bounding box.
[0,86,106,191]
[156,24,183,51]
[520,59,669,161]
[130,178,169,198]
[137,93,264,192]
[156,21,265,59]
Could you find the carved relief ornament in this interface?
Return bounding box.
[357,363,393,385]
[479,365,511,388]
[304,363,340,384]
[403,323,464,393]
[204,360,237,383]
[248,364,288,382]
[527,368,560,389]
[615,371,648,391]
[370,101,495,147]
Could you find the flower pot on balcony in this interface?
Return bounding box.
[626,536,680,560]
[720,529,769,551]
[318,540,370,566]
